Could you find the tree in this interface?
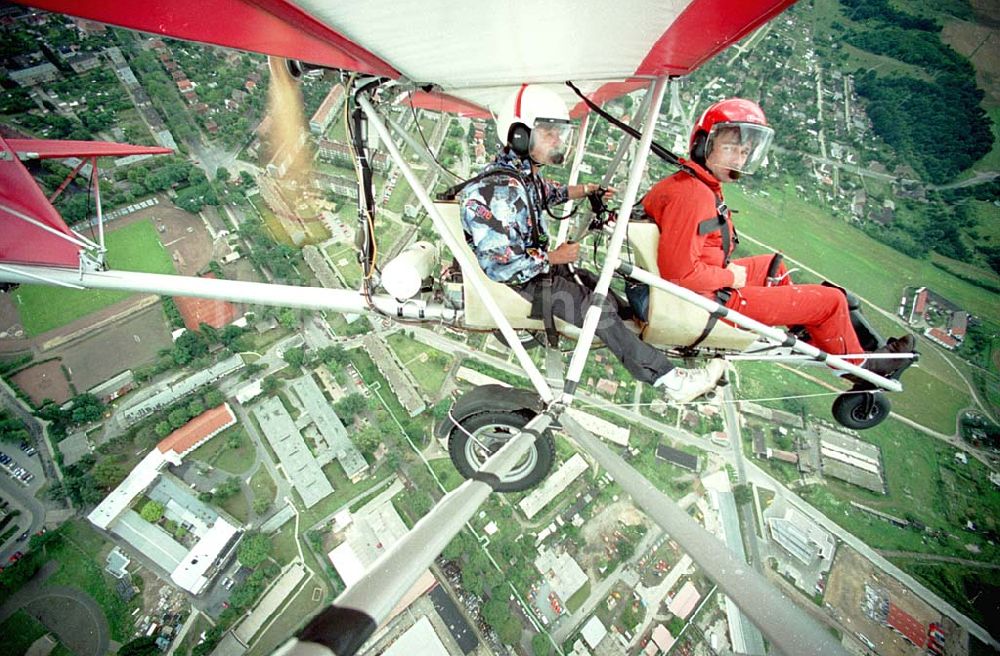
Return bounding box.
[140,500,165,523]
[278,309,299,330]
[262,376,281,396]
[172,330,209,365]
[214,476,241,501]
[239,170,254,187]
[155,421,173,438]
[252,496,271,515]
[531,633,551,656]
[283,346,305,369]
[92,459,126,489]
[168,408,191,429]
[353,425,381,455]
[215,166,230,184]
[187,399,206,418]
[237,531,271,568]
[497,616,522,645]
[203,389,225,408]
[317,345,348,365]
[333,394,367,422]
[69,393,105,424]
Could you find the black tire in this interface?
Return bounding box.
[447,410,555,493]
[831,392,891,430]
[491,329,544,351]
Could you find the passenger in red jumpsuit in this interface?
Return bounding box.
[643,98,912,375]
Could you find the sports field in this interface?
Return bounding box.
[13,219,176,336]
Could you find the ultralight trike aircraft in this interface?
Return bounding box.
[0,1,921,654]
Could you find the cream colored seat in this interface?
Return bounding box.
[436,201,572,332]
[625,222,756,351]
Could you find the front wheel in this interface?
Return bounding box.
[832,392,891,430]
[446,410,555,492]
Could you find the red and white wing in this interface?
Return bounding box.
[0,137,172,267]
[16,0,794,115]
[5,0,793,267]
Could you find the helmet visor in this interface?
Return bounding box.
[528,118,574,166]
[705,122,774,175]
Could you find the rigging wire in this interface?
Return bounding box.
[407,90,462,182]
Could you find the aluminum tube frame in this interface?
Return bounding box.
[91,157,105,256]
[562,78,668,395]
[599,88,653,189]
[0,201,97,251]
[559,412,848,656]
[0,264,463,320]
[288,411,557,656]
[554,112,589,246]
[357,92,554,403]
[623,263,904,392]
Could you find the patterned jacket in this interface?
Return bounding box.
[459,150,568,285]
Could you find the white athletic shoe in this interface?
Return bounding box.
[655,359,727,404]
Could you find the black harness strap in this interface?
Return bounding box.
[528,275,560,348]
[695,200,735,266]
[687,289,733,349]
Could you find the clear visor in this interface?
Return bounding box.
[705,122,774,175]
[528,118,574,166]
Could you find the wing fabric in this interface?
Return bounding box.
[16,0,796,115]
[0,136,83,267]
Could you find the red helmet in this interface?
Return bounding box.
[689,98,773,175]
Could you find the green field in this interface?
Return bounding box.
[737,361,1000,564]
[386,332,453,396]
[728,183,1000,325]
[14,219,176,336]
[325,244,362,289]
[0,611,49,656]
[251,467,277,506]
[45,521,137,642]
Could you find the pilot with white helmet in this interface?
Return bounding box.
[457,84,726,403]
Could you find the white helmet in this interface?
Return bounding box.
[495,84,574,166]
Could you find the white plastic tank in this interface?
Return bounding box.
[381,241,437,299]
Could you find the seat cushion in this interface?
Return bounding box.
[626,222,756,351]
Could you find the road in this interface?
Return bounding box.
[721,386,764,572]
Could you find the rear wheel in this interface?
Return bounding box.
[447,410,555,492]
[491,329,545,350]
[832,392,891,430]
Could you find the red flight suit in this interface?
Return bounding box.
[642,160,863,358]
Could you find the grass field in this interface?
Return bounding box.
[189,425,257,475]
[737,362,1000,563]
[728,183,1000,325]
[270,526,299,566]
[46,520,136,642]
[325,244,362,289]
[428,457,464,492]
[246,577,324,656]
[14,219,176,336]
[386,332,453,396]
[251,467,277,507]
[0,611,49,656]
[221,492,249,524]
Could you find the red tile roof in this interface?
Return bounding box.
[157,404,236,456]
[887,603,925,647]
[174,273,241,330]
[914,289,928,314]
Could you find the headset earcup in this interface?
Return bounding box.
[508,123,531,158]
[691,133,706,163]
